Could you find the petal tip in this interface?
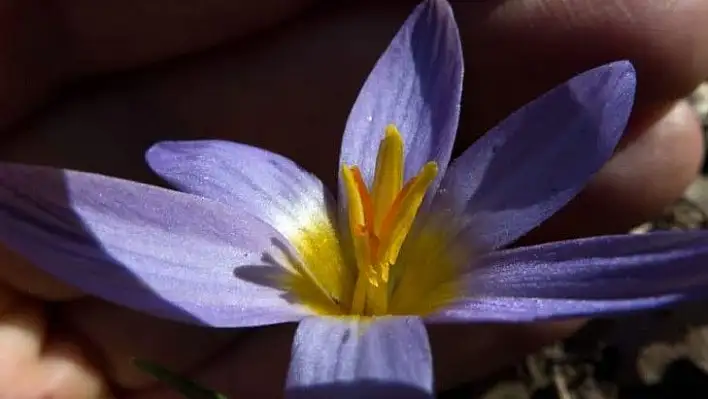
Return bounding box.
[339,0,463,185]
[591,59,638,95]
[145,140,183,163]
[609,59,637,84]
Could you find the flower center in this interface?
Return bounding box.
[341,125,437,315]
[285,125,465,318]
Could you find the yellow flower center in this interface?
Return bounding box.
[285,125,465,317]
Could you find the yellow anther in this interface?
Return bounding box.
[372,125,404,231]
[341,166,365,236]
[378,162,438,266]
[342,125,438,316]
[341,166,371,270]
[350,167,375,236]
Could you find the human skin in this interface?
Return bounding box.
[0,0,706,397]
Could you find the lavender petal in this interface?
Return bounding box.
[286,316,433,398]
[428,296,688,323]
[146,140,333,237]
[339,0,463,191]
[148,140,352,305]
[437,61,636,249]
[430,231,708,322]
[0,163,309,327]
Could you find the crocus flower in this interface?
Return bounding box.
[0,0,707,397]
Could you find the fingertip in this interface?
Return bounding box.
[454,0,708,134]
[585,99,704,228]
[522,100,704,243]
[0,295,46,364]
[35,338,111,399]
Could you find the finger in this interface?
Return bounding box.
[0,285,46,395]
[56,0,318,72]
[520,100,705,244]
[2,0,708,132]
[0,284,111,398]
[2,1,705,182]
[2,0,707,179]
[32,339,111,399]
[452,0,708,138]
[0,0,316,126]
[0,286,44,370]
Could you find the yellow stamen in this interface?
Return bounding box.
[288,124,465,319]
[378,162,438,268]
[342,166,372,314]
[371,125,404,231]
[350,167,380,262]
[342,125,438,315]
[341,166,370,269]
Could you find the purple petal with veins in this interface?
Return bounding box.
[429,230,708,322]
[146,140,334,237]
[339,0,463,192]
[286,316,433,398]
[437,61,636,250]
[0,163,308,327]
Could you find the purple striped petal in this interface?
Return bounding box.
[286,316,433,398]
[429,296,687,323]
[146,140,333,238]
[0,163,309,327]
[437,61,636,250]
[147,140,352,305]
[338,0,463,189]
[430,231,708,322]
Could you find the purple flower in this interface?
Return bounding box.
[0,0,706,397]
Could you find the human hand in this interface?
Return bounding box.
[0,0,705,397]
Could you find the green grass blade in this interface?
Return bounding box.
[133,358,228,399]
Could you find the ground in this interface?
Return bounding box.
[442,83,708,399]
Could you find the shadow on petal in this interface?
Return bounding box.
[440,62,636,249]
[286,381,432,399]
[236,237,346,315]
[233,264,286,290]
[0,166,206,324]
[233,263,301,306]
